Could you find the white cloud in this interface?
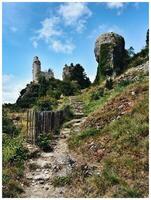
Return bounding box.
[58,2,92,32]
[10,26,18,32]
[3,74,30,103]
[106,2,126,15]
[31,3,92,53]
[106,2,124,9]
[50,39,75,54]
[36,17,62,41]
[32,40,38,48]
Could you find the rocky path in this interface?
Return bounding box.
[21,96,86,198]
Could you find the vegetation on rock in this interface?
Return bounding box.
[63,63,91,89]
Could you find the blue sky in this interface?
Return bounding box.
[2,2,149,103]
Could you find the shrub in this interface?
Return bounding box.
[36,133,52,152]
[117,79,133,87]
[91,88,104,100]
[37,101,52,111]
[60,80,80,96]
[2,111,19,137]
[105,78,113,90]
[3,134,28,197]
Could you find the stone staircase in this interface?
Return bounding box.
[63,96,87,133]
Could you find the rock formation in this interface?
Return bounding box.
[94,32,126,83]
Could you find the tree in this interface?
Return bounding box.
[63,63,91,89]
[2,109,19,137]
[128,46,135,57]
[38,75,48,96]
[146,29,149,48]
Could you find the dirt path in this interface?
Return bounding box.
[21,96,86,198]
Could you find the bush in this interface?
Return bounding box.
[60,80,80,96]
[37,133,52,152]
[105,78,113,90]
[117,79,133,88]
[3,134,28,197]
[91,88,104,100]
[2,111,19,137]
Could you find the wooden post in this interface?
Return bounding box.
[29,111,31,143]
[33,111,35,144]
[31,110,33,144]
[27,110,29,142]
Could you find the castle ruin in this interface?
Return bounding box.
[32,56,54,83]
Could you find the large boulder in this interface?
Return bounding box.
[94,32,126,83]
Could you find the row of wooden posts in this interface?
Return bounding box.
[27,107,69,144]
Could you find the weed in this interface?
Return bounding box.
[103,168,120,185]
[52,176,71,187]
[114,186,142,198]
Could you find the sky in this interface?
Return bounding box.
[2,2,149,103]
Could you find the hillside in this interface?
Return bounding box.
[2,31,149,198]
[66,61,149,197]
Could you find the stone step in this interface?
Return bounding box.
[74,112,84,118]
[61,128,71,135]
[72,122,82,127]
[63,118,83,128]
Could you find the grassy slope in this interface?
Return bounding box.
[2,112,29,198]
[67,64,149,197]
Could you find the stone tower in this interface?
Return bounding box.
[32,56,41,83]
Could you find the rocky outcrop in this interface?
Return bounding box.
[94,32,126,83]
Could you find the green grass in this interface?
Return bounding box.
[104,93,148,149]
[81,73,147,116]
[103,168,120,185]
[83,80,133,115]
[68,128,99,149]
[52,176,71,187]
[113,186,142,198]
